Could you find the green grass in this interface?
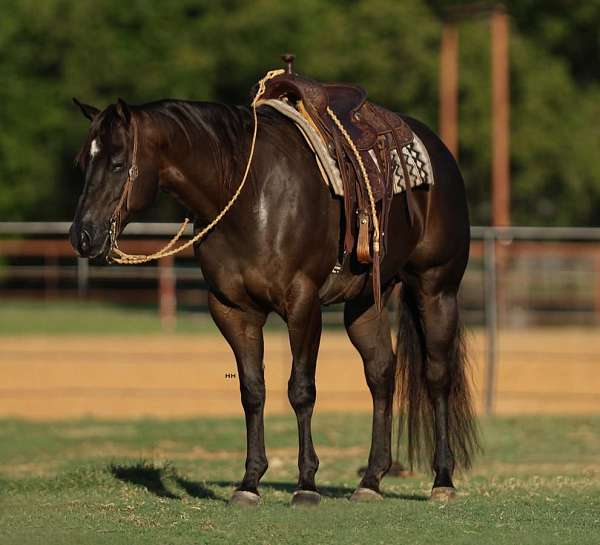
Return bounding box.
[0,300,347,335]
[1,415,599,545]
[0,300,227,335]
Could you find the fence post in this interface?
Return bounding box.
[159,256,176,332]
[595,254,600,325]
[77,258,89,298]
[44,253,59,299]
[483,229,498,415]
[439,20,459,159]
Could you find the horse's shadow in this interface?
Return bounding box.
[108,462,225,502]
[108,462,427,503]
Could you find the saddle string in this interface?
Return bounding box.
[108,68,285,264]
[326,106,382,310]
[325,107,380,255]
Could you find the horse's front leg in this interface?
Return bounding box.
[208,292,268,506]
[285,278,322,506]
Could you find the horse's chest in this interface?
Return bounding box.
[196,245,285,311]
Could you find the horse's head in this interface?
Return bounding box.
[70,98,159,259]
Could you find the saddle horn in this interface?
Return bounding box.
[281,53,295,75]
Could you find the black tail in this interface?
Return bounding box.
[395,288,480,471]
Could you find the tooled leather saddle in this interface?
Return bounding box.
[258,55,416,310]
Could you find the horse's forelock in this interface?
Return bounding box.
[74,105,117,168]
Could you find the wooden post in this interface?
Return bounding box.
[159,256,176,332]
[595,254,600,325]
[77,257,89,298]
[491,5,510,327]
[439,20,459,159]
[491,5,510,227]
[44,253,59,299]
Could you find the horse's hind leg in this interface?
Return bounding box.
[208,292,268,506]
[403,272,478,500]
[285,278,322,506]
[420,287,459,496]
[344,296,395,501]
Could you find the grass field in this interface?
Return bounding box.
[0,300,343,335]
[0,300,218,336]
[1,414,599,545]
[2,300,599,542]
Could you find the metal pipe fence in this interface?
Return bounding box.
[2,222,600,414]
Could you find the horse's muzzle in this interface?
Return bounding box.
[69,223,109,259]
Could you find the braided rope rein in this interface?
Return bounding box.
[109,69,380,267]
[109,68,285,264]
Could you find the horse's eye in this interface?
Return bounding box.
[111,162,125,173]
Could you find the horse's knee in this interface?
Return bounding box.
[288,374,316,412]
[240,375,265,411]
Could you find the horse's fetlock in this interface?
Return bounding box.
[257,459,269,478]
[304,455,319,474]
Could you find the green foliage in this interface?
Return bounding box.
[0,0,598,225]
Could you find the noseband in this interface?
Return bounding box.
[108,117,139,261]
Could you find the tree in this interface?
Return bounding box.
[0,0,598,226]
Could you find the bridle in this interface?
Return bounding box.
[108,116,139,262]
[105,68,284,265]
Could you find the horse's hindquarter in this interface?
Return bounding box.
[388,116,470,287]
[195,114,341,314]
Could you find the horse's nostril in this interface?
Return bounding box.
[79,229,92,256]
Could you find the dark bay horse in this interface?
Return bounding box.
[70,96,478,506]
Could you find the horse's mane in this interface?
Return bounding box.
[142,100,253,151]
[75,99,282,167]
[74,98,289,195]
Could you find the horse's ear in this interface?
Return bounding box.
[73,98,99,121]
[116,98,131,125]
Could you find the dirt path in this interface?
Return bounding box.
[1,329,599,419]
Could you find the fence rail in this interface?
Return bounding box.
[0,222,194,236]
[5,221,600,239]
[2,222,600,415]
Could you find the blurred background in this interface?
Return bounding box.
[1,0,599,419]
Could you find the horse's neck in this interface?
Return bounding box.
[153,105,249,223]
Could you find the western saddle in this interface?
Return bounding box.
[258,55,416,310]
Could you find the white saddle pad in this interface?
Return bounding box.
[257,98,434,196]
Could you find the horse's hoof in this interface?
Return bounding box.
[429,486,457,501]
[229,490,261,507]
[350,487,383,502]
[291,490,321,507]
